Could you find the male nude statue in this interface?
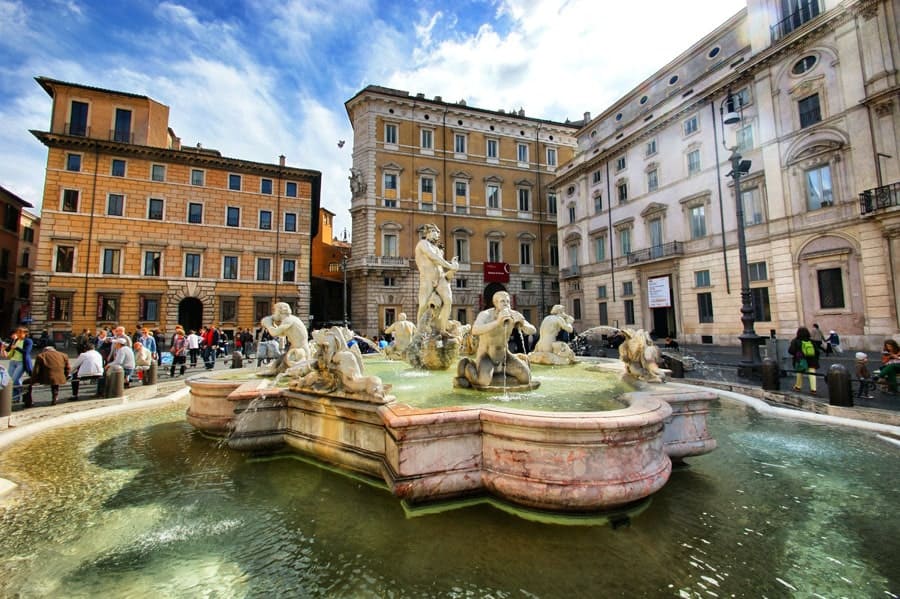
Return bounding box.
[261,302,310,370]
[415,224,459,333]
[384,312,417,358]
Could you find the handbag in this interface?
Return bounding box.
[796,358,808,371]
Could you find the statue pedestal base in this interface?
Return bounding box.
[407,332,459,370]
[453,376,541,392]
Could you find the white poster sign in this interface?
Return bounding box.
[648,276,671,308]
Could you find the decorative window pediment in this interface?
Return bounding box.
[486,230,507,239]
[563,231,582,244]
[517,231,537,241]
[452,226,474,237]
[640,202,668,218]
[515,178,535,188]
[589,226,609,237]
[613,217,634,230]
[450,170,472,180]
[381,220,403,232]
[382,161,403,173]
[417,166,439,176]
[484,174,504,184]
[679,190,712,208]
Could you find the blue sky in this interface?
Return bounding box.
[0,0,746,237]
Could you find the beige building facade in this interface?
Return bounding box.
[31,77,321,342]
[345,86,580,337]
[552,0,899,350]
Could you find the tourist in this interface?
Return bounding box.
[810,323,825,351]
[107,337,135,387]
[69,342,104,401]
[186,329,201,367]
[855,352,875,400]
[664,337,680,351]
[138,327,158,363]
[825,330,842,355]
[877,339,899,394]
[789,326,820,395]
[5,327,33,404]
[133,340,153,381]
[170,328,187,377]
[26,345,70,407]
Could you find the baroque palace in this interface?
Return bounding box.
[344,86,581,336]
[551,0,899,350]
[30,77,320,341]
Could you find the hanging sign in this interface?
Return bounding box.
[647,276,671,308]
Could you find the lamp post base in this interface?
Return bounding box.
[737,333,765,380]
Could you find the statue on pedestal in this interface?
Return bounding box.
[618,328,667,383]
[528,305,578,365]
[384,313,417,360]
[259,302,310,376]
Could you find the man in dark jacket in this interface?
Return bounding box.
[25,346,70,407]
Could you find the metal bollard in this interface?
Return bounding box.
[826,363,853,407]
[0,381,11,418]
[231,351,243,368]
[106,365,125,398]
[761,358,780,391]
[144,362,158,385]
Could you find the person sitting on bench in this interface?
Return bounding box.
[664,337,680,351]
[69,342,104,400]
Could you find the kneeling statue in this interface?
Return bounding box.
[528,304,578,365]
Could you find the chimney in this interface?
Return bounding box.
[518,108,525,117]
[279,155,286,167]
[584,111,591,122]
[434,96,442,102]
[416,92,425,99]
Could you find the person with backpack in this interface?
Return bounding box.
[789,326,821,395]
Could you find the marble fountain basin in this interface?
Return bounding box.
[185,360,716,513]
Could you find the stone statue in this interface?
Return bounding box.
[618,328,667,383]
[349,168,366,196]
[415,223,459,334]
[529,305,578,365]
[259,302,310,375]
[384,312,417,360]
[455,291,539,391]
[289,326,389,402]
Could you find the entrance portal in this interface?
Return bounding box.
[178,297,204,333]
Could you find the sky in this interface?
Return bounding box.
[0,0,746,238]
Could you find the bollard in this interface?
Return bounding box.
[666,355,684,378]
[826,363,853,407]
[0,380,11,418]
[231,351,243,369]
[761,358,780,391]
[144,362,158,385]
[106,364,125,398]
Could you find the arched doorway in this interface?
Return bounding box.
[178,297,204,333]
[482,282,507,309]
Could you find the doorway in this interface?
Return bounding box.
[178,297,204,333]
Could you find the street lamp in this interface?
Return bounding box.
[720,88,763,378]
[340,229,350,329]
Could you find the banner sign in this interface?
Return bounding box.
[483,262,510,283]
[648,276,671,308]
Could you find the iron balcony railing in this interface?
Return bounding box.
[625,241,684,265]
[63,122,90,137]
[859,182,900,215]
[560,265,580,279]
[771,0,821,42]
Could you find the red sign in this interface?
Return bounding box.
[483,262,510,283]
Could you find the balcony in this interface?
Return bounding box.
[771,0,821,42]
[63,122,91,137]
[859,181,900,215]
[625,241,684,265]
[560,265,580,279]
[364,255,410,269]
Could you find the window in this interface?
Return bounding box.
[383,233,398,257]
[421,128,433,150]
[151,164,166,182]
[454,278,468,290]
[624,299,635,325]
[741,188,764,225]
[687,149,701,175]
[455,237,469,263]
[285,181,298,197]
[598,302,608,326]
[617,181,628,204]
[521,280,532,290]
[806,164,833,209]
[455,181,467,198]
[695,270,711,287]
[698,293,714,323]
[23,227,34,243]
[517,143,529,163]
[683,115,698,135]
[56,246,75,273]
[520,242,532,266]
[623,281,634,296]
[647,169,658,192]
[748,261,768,282]
[69,100,88,136]
[66,153,81,172]
[259,210,272,230]
[255,301,271,322]
[518,188,531,212]
[261,179,273,195]
[568,205,576,223]
[220,299,236,323]
[107,193,124,217]
[148,198,164,220]
[386,198,399,209]
[188,202,203,224]
[817,268,845,309]
[792,55,817,75]
[487,185,500,209]
[486,138,498,159]
[615,155,626,171]
[573,298,582,320]
[113,108,131,142]
[228,174,242,191]
[593,193,602,214]
[619,228,631,255]
[798,94,821,128]
[20,250,29,268]
[489,240,501,263]
[48,294,72,321]
[256,257,271,281]
[646,139,657,156]
[223,256,239,280]
[750,287,771,321]
[282,259,296,282]
[592,171,602,185]
[597,285,607,299]
[690,205,706,239]
[144,251,161,276]
[385,123,398,145]
[284,213,297,232]
[737,125,754,152]
[549,243,559,267]
[111,159,126,177]
[421,177,434,194]
[781,0,821,35]
[454,133,466,154]
[62,189,79,212]
[384,173,397,190]
[384,276,397,287]
[546,148,557,166]
[3,206,15,233]
[594,235,606,261]
[98,295,119,322]
[548,192,557,215]
[185,253,201,278]
[141,297,159,322]
[102,248,120,274]
[191,169,204,186]
[227,207,240,227]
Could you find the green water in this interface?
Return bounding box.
[0,400,897,597]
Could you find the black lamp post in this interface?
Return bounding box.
[340,229,350,329]
[720,89,763,378]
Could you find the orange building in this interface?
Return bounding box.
[0,186,33,333]
[30,77,321,342]
[310,207,352,327]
